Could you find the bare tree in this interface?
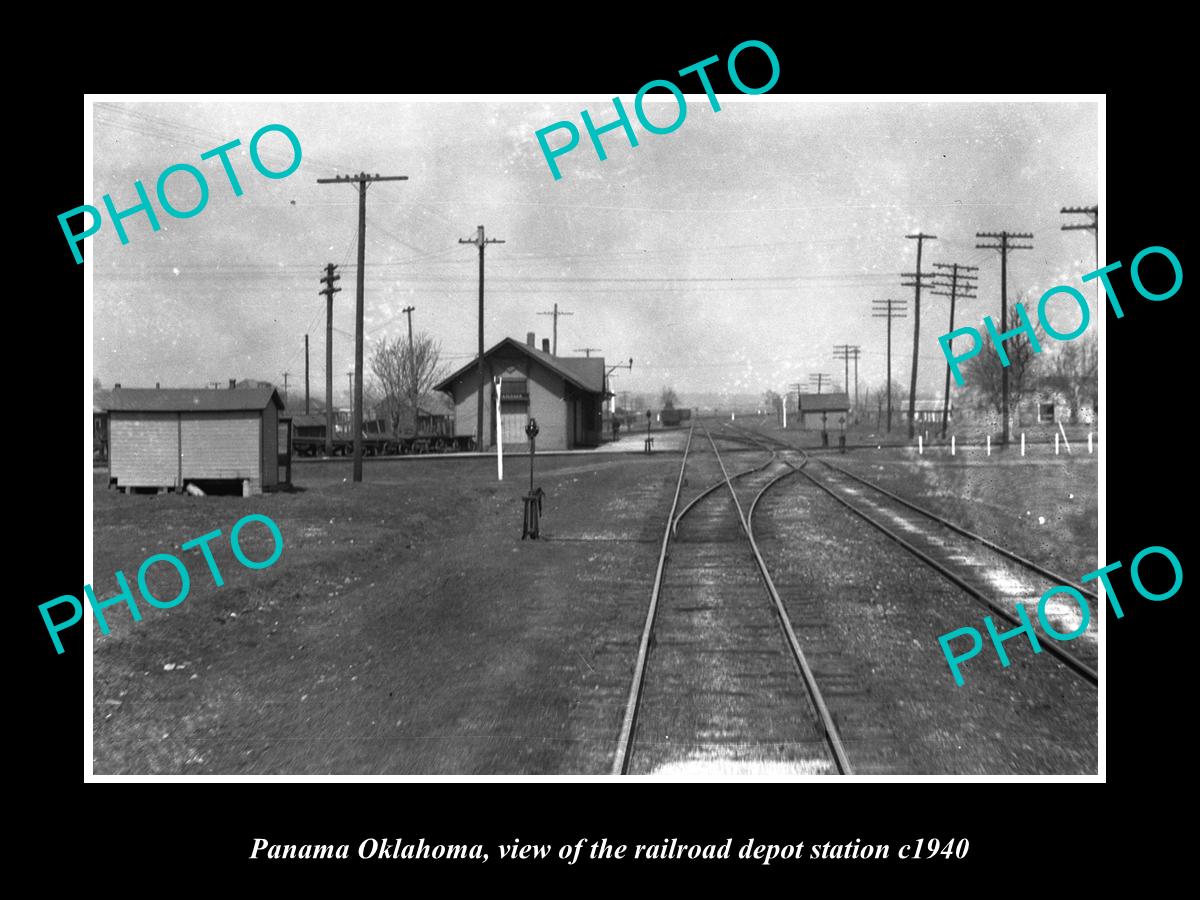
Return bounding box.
[959,312,1047,421]
[762,389,782,417]
[369,333,448,435]
[868,380,910,429]
[660,386,679,410]
[1043,332,1097,423]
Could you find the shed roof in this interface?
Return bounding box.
[102,387,284,413]
[434,337,606,395]
[797,392,850,412]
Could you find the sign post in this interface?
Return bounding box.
[494,376,503,481]
[522,418,543,539]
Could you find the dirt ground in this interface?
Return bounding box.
[91,453,682,774]
[90,427,1098,776]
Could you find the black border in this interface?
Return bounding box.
[24,26,1189,883]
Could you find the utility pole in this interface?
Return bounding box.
[852,348,860,412]
[833,345,860,398]
[538,302,573,355]
[281,372,291,408]
[833,345,861,420]
[403,305,416,432]
[347,371,353,406]
[574,347,601,358]
[1062,206,1099,306]
[460,226,505,450]
[319,263,342,457]
[317,172,409,483]
[976,230,1034,445]
[871,299,907,433]
[902,233,937,439]
[791,383,804,427]
[304,334,310,414]
[832,346,851,400]
[931,263,979,438]
[809,373,831,394]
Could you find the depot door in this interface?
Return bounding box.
[500,403,528,445]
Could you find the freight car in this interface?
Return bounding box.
[660,407,693,427]
[287,413,476,457]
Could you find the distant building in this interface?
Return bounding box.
[1020,390,1095,426]
[434,333,608,450]
[103,386,287,494]
[795,392,850,430]
[910,398,952,425]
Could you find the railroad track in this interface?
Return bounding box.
[731,424,1098,686]
[612,423,852,776]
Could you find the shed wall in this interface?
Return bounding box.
[110,413,179,487]
[180,412,260,481]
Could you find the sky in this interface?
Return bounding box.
[90,98,1098,406]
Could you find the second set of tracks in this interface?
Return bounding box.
[611,421,1098,776]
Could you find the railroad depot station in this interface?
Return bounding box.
[434,333,608,451]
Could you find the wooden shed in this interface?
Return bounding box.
[104,387,288,495]
[795,392,851,430]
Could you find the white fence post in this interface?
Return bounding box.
[918,434,923,455]
[951,435,956,456]
[1021,433,1026,457]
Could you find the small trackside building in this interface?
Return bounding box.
[434,334,608,450]
[104,386,287,494]
[795,392,851,430]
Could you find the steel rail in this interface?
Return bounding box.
[815,458,1099,603]
[610,422,696,776]
[799,464,1098,686]
[703,427,854,775]
[673,441,778,536]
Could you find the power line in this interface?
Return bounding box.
[902,232,937,439]
[871,298,907,433]
[975,230,1034,445]
[832,344,861,411]
[537,303,573,355]
[319,263,342,455]
[930,263,978,438]
[317,172,409,482]
[459,225,505,450]
[1062,205,1099,304]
